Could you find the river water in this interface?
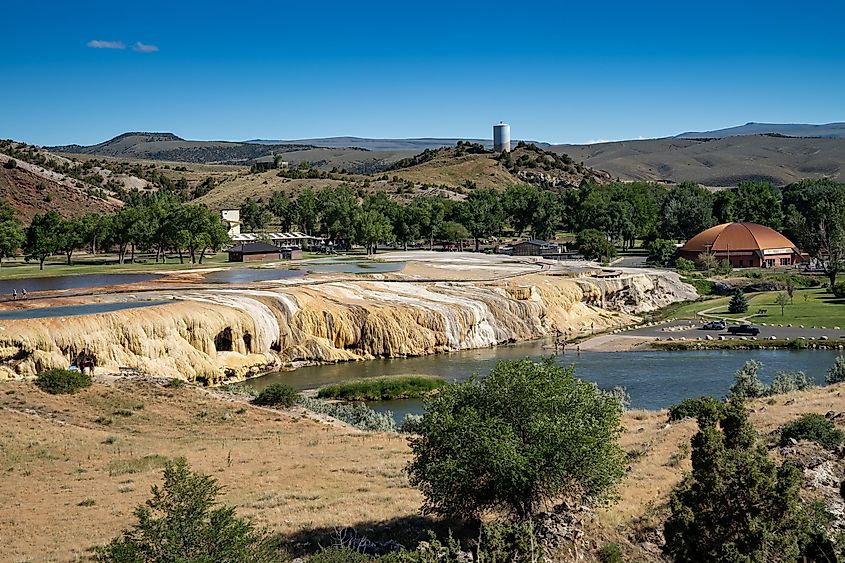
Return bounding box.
[0,273,162,295]
[0,300,174,320]
[248,340,844,422]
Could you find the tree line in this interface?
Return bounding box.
[0,193,229,269]
[1,177,843,273]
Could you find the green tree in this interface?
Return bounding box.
[459,188,504,252]
[406,358,625,521]
[646,238,676,266]
[320,185,359,247]
[24,210,63,269]
[734,181,783,229]
[728,289,749,314]
[661,182,714,241]
[56,216,84,265]
[96,459,278,562]
[293,188,318,234]
[239,198,270,232]
[439,220,469,249]
[783,179,845,287]
[577,228,617,262]
[712,189,736,224]
[502,184,540,236]
[663,398,819,563]
[413,197,446,250]
[355,209,393,254]
[776,292,789,316]
[267,191,294,231]
[0,199,24,267]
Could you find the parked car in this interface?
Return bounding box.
[726,324,760,336]
[701,320,727,330]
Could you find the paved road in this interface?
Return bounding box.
[625,320,845,341]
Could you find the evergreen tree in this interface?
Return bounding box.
[728,289,749,314]
[663,398,820,562]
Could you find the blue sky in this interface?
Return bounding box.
[2,0,843,146]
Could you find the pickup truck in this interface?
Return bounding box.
[726,324,760,336]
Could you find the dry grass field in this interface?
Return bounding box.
[2,376,844,561]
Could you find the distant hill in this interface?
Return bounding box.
[245,136,552,151]
[676,122,845,139]
[49,132,314,165]
[552,135,845,186]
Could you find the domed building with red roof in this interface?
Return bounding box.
[678,222,801,268]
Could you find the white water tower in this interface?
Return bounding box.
[493,122,511,152]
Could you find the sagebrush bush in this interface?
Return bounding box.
[298,396,396,432]
[780,413,844,450]
[668,396,724,422]
[599,542,624,563]
[729,361,768,399]
[252,384,299,408]
[769,371,814,395]
[826,356,845,384]
[35,368,92,395]
[399,414,424,434]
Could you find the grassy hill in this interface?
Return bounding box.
[553,135,845,186]
[388,143,610,190]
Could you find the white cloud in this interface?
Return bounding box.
[86,40,126,49]
[132,42,159,53]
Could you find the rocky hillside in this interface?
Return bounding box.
[387,142,610,190]
[0,152,121,222]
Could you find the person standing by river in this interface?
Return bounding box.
[11,289,16,301]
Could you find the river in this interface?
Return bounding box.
[247,339,844,422]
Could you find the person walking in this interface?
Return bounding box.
[11,289,16,301]
[21,288,26,299]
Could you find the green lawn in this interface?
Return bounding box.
[672,288,845,328]
[0,250,327,280]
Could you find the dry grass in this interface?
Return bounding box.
[2,377,844,561]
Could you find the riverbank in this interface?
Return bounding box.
[0,253,697,381]
[3,374,844,561]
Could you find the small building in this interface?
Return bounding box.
[679,222,801,268]
[254,155,288,170]
[510,239,558,256]
[221,209,241,237]
[226,242,283,263]
[231,231,323,249]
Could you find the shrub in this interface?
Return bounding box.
[832,282,845,299]
[166,378,185,388]
[407,358,625,521]
[307,547,370,562]
[668,396,725,422]
[664,398,818,562]
[599,542,624,563]
[728,290,749,314]
[4,159,16,169]
[714,259,733,276]
[399,413,424,434]
[646,238,676,266]
[780,413,844,450]
[317,376,446,401]
[577,229,617,262]
[224,382,258,399]
[675,257,695,273]
[34,368,92,395]
[252,383,299,408]
[826,356,845,384]
[728,360,767,399]
[769,371,814,395]
[680,276,716,295]
[299,396,396,432]
[96,459,279,562]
